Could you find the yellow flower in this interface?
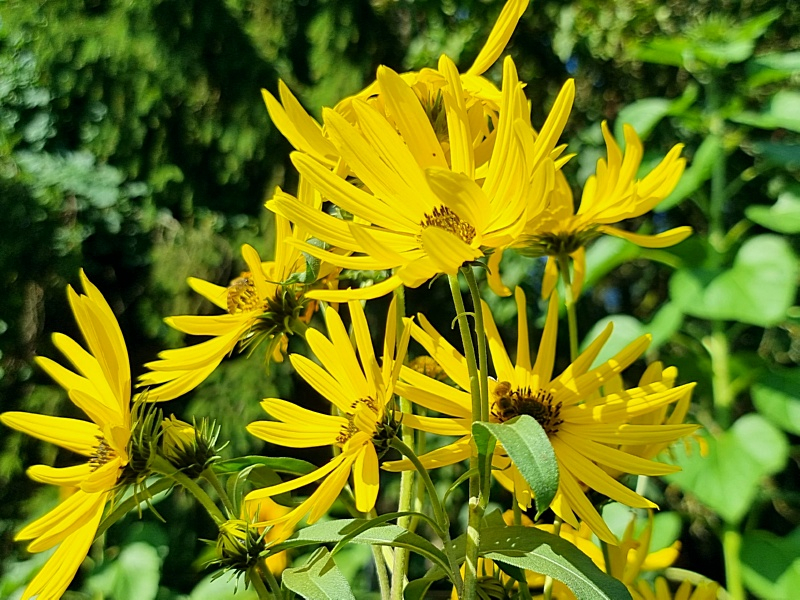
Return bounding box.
[262,0,531,166]
[267,55,574,301]
[247,497,293,575]
[498,122,690,298]
[0,272,132,600]
[139,195,338,400]
[630,577,720,600]
[383,287,697,544]
[244,299,411,540]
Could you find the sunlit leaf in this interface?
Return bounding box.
[658,136,723,210]
[753,368,800,435]
[473,416,559,517]
[742,528,800,600]
[746,187,800,234]
[282,547,356,600]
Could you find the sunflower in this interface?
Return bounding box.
[495,122,690,299]
[139,190,339,401]
[267,54,574,301]
[383,287,697,543]
[244,299,411,541]
[0,272,133,599]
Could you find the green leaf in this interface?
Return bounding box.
[270,519,453,576]
[282,547,356,600]
[732,90,800,133]
[746,52,800,88]
[403,570,448,600]
[658,136,724,210]
[669,235,799,326]
[189,573,258,599]
[479,526,632,600]
[741,528,800,600]
[745,141,800,170]
[753,368,800,435]
[584,236,642,289]
[472,416,559,517]
[666,414,789,524]
[214,456,317,476]
[746,187,800,234]
[85,542,162,600]
[614,98,672,142]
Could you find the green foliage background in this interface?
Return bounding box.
[0,0,798,598]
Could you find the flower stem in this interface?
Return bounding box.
[723,524,745,600]
[371,543,392,600]
[542,516,563,600]
[203,467,235,516]
[251,561,274,600]
[391,286,414,600]
[390,437,462,592]
[463,268,489,422]
[152,456,226,525]
[448,272,484,600]
[556,254,579,361]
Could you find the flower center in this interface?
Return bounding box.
[336,397,379,445]
[515,228,601,258]
[420,206,476,244]
[490,382,563,436]
[226,272,262,314]
[89,435,116,471]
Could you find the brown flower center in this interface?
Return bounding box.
[420,206,476,244]
[226,272,262,314]
[89,435,116,471]
[491,382,563,436]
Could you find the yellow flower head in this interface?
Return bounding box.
[384,287,697,544]
[139,194,338,400]
[631,577,720,600]
[499,122,690,299]
[0,272,133,600]
[244,299,411,541]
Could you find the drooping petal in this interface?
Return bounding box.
[27,463,94,487]
[600,225,692,248]
[353,443,380,513]
[1,412,100,456]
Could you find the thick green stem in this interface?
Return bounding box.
[250,561,274,600]
[706,326,734,429]
[448,273,484,600]
[556,254,579,361]
[152,456,226,525]
[372,544,392,600]
[464,268,489,422]
[203,467,235,516]
[723,524,745,600]
[392,286,414,600]
[542,517,563,600]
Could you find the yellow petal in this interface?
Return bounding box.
[600,225,693,248]
[247,421,342,448]
[19,490,107,550]
[348,300,382,396]
[27,463,94,486]
[247,452,349,499]
[290,354,353,413]
[557,465,617,545]
[531,289,559,386]
[188,277,228,309]
[400,413,470,436]
[557,430,681,476]
[305,274,404,302]
[80,457,122,493]
[353,443,379,513]
[395,376,471,418]
[421,226,482,275]
[514,286,531,373]
[165,314,247,336]
[425,168,489,234]
[542,256,558,299]
[382,436,471,471]
[1,412,100,456]
[377,65,447,170]
[486,249,512,297]
[481,301,515,383]
[467,0,529,76]
[438,54,474,178]
[21,500,104,600]
[410,315,471,392]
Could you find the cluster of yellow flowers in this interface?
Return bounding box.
[1,1,718,599]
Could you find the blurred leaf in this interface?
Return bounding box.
[473,416,559,517]
[744,141,800,170]
[669,235,799,326]
[283,547,356,600]
[584,236,641,289]
[580,302,683,366]
[746,187,800,233]
[85,542,161,600]
[666,414,789,524]
[747,52,800,88]
[658,136,723,210]
[742,528,800,600]
[480,526,632,599]
[732,90,800,133]
[189,572,258,599]
[753,369,800,435]
[615,86,699,142]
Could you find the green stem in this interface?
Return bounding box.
[448,273,484,600]
[512,486,533,600]
[706,78,727,263]
[392,286,414,600]
[541,517,563,600]
[152,456,226,525]
[723,524,745,600]
[203,467,235,516]
[250,561,274,600]
[463,268,489,422]
[390,437,462,593]
[97,477,174,538]
[371,544,392,600]
[556,254,579,361]
[705,326,734,429]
